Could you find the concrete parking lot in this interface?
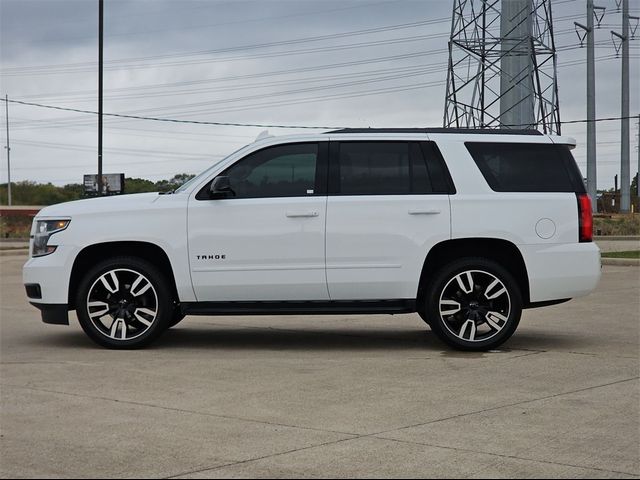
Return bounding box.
[1,253,638,479]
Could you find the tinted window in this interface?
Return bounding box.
[223,143,318,198]
[336,142,431,195]
[420,141,455,194]
[466,143,585,193]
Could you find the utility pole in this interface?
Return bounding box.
[586,0,597,212]
[574,1,604,212]
[619,0,630,212]
[4,95,11,206]
[97,0,104,196]
[637,114,639,204]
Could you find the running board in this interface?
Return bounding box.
[180,299,416,316]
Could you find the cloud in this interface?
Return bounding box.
[0,0,638,188]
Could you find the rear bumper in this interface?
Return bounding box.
[29,302,69,325]
[520,242,601,303]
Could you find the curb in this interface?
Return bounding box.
[601,257,640,267]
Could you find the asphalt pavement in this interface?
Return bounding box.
[0,253,638,478]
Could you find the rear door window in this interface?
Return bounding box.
[465,142,585,193]
[332,141,453,195]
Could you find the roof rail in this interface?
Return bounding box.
[326,128,543,136]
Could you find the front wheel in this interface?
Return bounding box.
[424,257,522,351]
[75,256,173,349]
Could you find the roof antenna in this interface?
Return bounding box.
[255,130,273,142]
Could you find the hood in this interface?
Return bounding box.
[36,192,163,218]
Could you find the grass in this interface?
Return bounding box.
[594,214,640,236]
[601,251,640,259]
[0,215,34,239]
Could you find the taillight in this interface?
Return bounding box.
[577,193,593,243]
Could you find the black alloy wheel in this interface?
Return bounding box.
[76,256,172,348]
[424,257,522,351]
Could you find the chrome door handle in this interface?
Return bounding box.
[408,209,441,215]
[286,211,319,218]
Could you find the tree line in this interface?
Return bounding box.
[0,174,196,206]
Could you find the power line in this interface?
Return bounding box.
[19,65,439,105]
[10,139,222,159]
[1,33,452,77]
[2,97,638,130]
[89,57,620,120]
[12,34,622,103]
[3,1,401,47]
[5,51,627,133]
[94,67,442,117]
[16,53,440,101]
[7,117,255,140]
[1,98,341,129]
[1,18,450,75]
[11,52,626,130]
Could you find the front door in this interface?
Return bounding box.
[188,142,329,301]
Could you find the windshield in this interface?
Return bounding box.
[174,144,250,193]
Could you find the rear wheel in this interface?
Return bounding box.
[168,310,185,329]
[75,256,173,349]
[424,257,522,351]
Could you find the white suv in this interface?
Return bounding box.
[23,128,601,350]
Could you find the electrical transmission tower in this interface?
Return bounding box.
[444,0,560,134]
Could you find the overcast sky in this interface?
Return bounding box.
[1,0,638,189]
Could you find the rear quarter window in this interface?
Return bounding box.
[465,142,585,193]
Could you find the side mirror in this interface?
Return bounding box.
[209,176,235,199]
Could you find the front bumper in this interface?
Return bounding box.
[23,245,77,304]
[23,244,78,325]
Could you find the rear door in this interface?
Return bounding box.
[325,139,452,300]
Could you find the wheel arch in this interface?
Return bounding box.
[68,241,179,309]
[417,238,530,308]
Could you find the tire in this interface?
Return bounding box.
[423,257,522,351]
[418,311,431,327]
[75,256,173,349]
[168,310,186,329]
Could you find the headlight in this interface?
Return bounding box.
[32,219,70,257]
